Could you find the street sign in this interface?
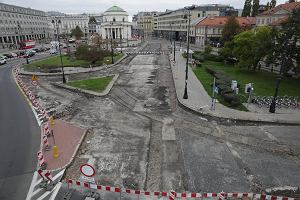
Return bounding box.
[31,74,38,81]
[80,164,95,177]
[214,86,219,94]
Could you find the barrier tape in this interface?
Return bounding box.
[66,179,300,200]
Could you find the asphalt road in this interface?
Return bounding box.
[0,58,40,200]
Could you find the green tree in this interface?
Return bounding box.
[266,2,270,10]
[204,45,212,56]
[270,0,276,8]
[233,26,273,71]
[89,16,97,23]
[71,26,84,40]
[252,0,260,17]
[222,16,241,42]
[75,44,110,64]
[242,0,252,17]
[268,8,300,75]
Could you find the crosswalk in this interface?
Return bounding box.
[26,169,65,200]
[125,51,166,55]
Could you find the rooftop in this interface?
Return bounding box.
[259,2,300,16]
[105,5,126,13]
[196,16,256,27]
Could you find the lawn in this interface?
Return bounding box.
[103,53,124,65]
[24,53,124,71]
[66,76,113,92]
[199,61,300,97]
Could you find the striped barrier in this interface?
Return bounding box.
[66,179,300,200]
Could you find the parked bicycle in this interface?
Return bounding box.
[251,95,300,109]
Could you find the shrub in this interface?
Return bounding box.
[218,85,232,95]
[193,53,205,62]
[205,67,218,75]
[223,93,240,106]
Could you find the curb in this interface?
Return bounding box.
[19,54,128,76]
[168,54,300,126]
[51,74,119,97]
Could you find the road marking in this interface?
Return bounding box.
[48,182,62,200]
[26,171,38,200]
[259,127,278,141]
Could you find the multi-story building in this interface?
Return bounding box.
[153,4,236,42]
[135,11,159,38]
[256,2,300,27]
[100,6,131,40]
[194,16,256,47]
[49,14,89,39]
[0,3,49,49]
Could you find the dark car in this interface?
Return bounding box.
[3,53,13,58]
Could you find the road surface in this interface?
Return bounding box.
[0,58,40,200]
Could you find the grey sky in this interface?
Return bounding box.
[3,0,288,16]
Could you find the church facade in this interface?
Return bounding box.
[100,6,132,40]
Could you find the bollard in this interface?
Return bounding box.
[53,146,59,158]
[49,116,55,125]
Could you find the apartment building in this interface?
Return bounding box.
[134,11,159,38]
[256,1,300,27]
[153,4,236,42]
[0,3,49,49]
[194,16,256,47]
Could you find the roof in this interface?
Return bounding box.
[259,2,300,16]
[270,16,289,26]
[195,16,256,27]
[190,17,206,26]
[105,6,126,13]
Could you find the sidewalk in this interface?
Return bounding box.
[43,119,86,171]
[170,50,300,124]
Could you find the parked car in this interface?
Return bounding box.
[49,49,58,54]
[2,53,13,58]
[0,57,7,65]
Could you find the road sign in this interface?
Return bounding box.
[80,164,95,177]
[31,74,38,81]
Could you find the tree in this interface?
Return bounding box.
[252,0,260,17]
[270,0,276,8]
[71,26,84,40]
[91,33,104,50]
[267,8,300,75]
[266,2,270,10]
[289,0,295,2]
[222,16,241,42]
[242,0,252,17]
[232,26,273,71]
[89,16,97,23]
[75,44,110,64]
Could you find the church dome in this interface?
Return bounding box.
[105,6,126,13]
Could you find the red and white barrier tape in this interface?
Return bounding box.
[66,179,300,200]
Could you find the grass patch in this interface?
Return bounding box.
[66,76,113,92]
[103,53,124,65]
[193,60,300,111]
[202,61,300,97]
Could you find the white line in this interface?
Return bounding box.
[48,182,62,200]
[35,190,52,200]
[26,171,38,200]
[52,169,65,181]
[31,188,43,197]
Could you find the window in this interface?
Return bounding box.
[198,13,200,17]
[123,17,125,22]
[113,17,116,22]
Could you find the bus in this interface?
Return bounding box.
[19,40,36,50]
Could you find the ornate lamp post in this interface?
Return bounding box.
[183,6,194,99]
[110,22,114,64]
[52,18,66,83]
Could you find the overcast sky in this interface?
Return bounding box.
[2,0,288,16]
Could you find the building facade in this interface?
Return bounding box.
[49,14,89,39]
[100,6,131,40]
[256,2,300,27]
[134,12,159,38]
[0,3,49,49]
[153,4,236,42]
[194,16,256,47]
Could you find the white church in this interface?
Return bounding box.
[100,6,132,40]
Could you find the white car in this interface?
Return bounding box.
[49,49,58,54]
[0,57,7,65]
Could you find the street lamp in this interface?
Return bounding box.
[110,22,114,64]
[269,75,282,113]
[52,18,66,83]
[183,6,194,99]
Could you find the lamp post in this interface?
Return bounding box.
[110,22,114,64]
[52,18,66,83]
[183,6,194,99]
